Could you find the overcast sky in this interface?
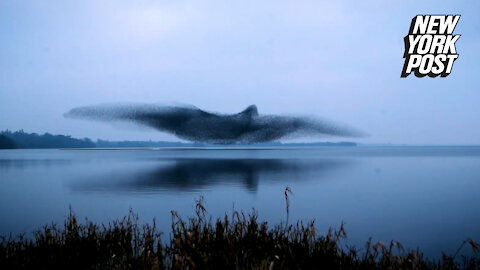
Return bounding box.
[1,0,479,144]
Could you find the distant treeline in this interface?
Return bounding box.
[96,139,197,148]
[0,130,356,149]
[96,140,356,148]
[0,130,95,149]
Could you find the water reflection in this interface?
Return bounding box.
[0,159,71,169]
[71,158,351,193]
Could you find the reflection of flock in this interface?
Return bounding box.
[72,158,351,193]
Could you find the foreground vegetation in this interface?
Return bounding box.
[1,195,479,269]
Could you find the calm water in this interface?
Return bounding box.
[1,147,480,257]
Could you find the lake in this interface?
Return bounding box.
[1,147,479,258]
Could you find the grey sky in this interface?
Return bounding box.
[1,0,479,144]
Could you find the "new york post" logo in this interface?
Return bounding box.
[401,15,460,78]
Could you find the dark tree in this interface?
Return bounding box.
[0,134,16,149]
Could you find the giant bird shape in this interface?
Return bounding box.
[64,103,364,144]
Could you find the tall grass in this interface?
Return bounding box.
[0,189,479,269]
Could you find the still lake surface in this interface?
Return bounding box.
[1,147,479,257]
